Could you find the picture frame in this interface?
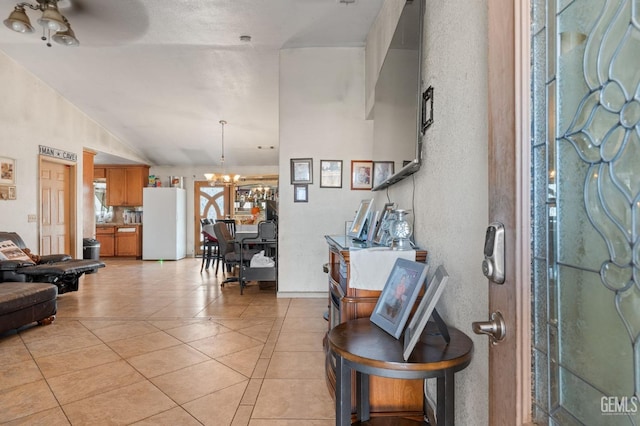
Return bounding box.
[290,158,313,184]
[293,184,308,202]
[370,258,430,339]
[0,157,16,185]
[372,161,395,188]
[367,210,379,242]
[347,198,373,241]
[350,160,373,190]
[320,160,342,188]
[373,203,396,245]
[421,86,434,134]
[403,265,450,360]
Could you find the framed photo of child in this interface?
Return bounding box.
[370,258,429,339]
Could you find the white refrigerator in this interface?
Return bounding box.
[142,187,186,260]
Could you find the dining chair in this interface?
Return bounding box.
[215,218,236,239]
[200,218,220,273]
[213,222,256,288]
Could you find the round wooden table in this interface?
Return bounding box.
[327,318,473,426]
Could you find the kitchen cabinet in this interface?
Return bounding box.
[96,226,115,257]
[105,166,149,207]
[115,226,141,257]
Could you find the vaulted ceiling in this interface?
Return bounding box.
[0,0,384,166]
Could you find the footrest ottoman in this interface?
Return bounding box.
[19,259,105,294]
[0,282,57,334]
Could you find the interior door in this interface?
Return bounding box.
[40,159,72,256]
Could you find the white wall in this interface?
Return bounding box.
[278,47,374,296]
[0,52,146,256]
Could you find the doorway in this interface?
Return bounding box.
[193,181,230,256]
[530,0,640,423]
[39,157,75,256]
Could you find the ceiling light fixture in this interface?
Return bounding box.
[204,120,241,186]
[3,0,78,47]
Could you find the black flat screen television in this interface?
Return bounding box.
[371,0,424,191]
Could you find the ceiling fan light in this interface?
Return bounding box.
[38,3,67,32]
[4,6,34,33]
[52,24,79,46]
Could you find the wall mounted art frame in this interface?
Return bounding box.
[0,185,16,200]
[421,86,434,134]
[290,158,313,184]
[347,198,373,241]
[320,160,342,188]
[370,259,429,339]
[373,203,396,245]
[293,184,308,202]
[373,161,395,188]
[351,160,373,190]
[403,265,449,360]
[0,157,15,185]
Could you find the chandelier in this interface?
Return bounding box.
[204,120,240,186]
[3,0,79,47]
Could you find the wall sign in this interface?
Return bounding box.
[39,145,77,162]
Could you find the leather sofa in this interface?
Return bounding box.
[0,232,105,294]
[0,281,57,335]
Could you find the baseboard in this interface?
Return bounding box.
[276,291,327,299]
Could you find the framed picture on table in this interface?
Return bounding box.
[403,265,450,360]
[291,158,313,184]
[370,259,429,339]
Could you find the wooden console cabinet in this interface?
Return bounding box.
[324,235,428,418]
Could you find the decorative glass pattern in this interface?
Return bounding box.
[532,0,640,423]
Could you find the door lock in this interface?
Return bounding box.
[482,222,505,284]
[472,311,506,344]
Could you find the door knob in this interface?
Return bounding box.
[472,311,506,344]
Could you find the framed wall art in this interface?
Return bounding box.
[320,160,342,188]
[370,258,429,339]
[351,160,373,190]
[290,158,313,184]
[294,184,308,202]
[373,161,395,188]
[0,157,15,185]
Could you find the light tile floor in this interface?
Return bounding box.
[0,258,334,425]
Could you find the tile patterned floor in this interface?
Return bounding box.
[0,258,334,425]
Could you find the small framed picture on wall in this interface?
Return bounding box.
[294,184,308,202]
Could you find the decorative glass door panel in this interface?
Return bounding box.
[194,181,227,256]
[532,0,640,423]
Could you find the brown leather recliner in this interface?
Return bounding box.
[0,232,105,294]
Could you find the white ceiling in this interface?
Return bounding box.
[0,0,384,166]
